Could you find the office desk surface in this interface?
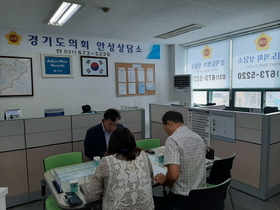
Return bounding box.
[44,151,167,209]
[44,161,98,210]
[44,147,215,209]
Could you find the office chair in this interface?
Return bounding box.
[135,139,161,150]
[206,153,236,210]
[41,152,83,210]
[185,178,232,210]
[263,106,278,114]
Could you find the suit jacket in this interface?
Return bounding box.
[84,123,123,160]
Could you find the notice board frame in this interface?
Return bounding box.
[115,62,155,97]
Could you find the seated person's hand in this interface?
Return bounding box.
[154,173,166,185]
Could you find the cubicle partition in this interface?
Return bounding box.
[0,109,145,208]
[149,103,280,200]
[149,104,187,145]
[267,113,280,198]
[0,120,29,207]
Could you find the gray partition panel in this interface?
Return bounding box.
[25,116,71,133]
[236,113,262,130]
[133,133,142,141]
[73,128,88,141]
[151,122,168,146]
[270,114,280,144]
[211,138,261,189]
[269,142,280,188]
[125,121,142,133]
[27,143,72,192]
[0,119,24,136]
[71,113,103,129]
[150,104,187,123]
[73,141,88,162]
[0,150,29,197]
[120,110,142,123]
[0,135,25,152]
[26,130,72,147]
[235,127,262,144]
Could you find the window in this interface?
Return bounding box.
[265,91,280,109]
[193,91,207,106]
[234,91,261,108]
[211,91,230,106]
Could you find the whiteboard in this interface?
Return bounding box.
[210,111,235,141]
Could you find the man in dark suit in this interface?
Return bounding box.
[84,108,123,160]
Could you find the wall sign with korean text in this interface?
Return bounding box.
[41,54,72,78]
[81,56,108,77]
[232,28,280,88]
[187,40,230,89]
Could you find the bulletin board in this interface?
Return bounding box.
[115,63,155,97]
[210,111,235,142]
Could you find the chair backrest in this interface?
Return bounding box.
[135,139,161,150]
[43,152,83,172]
[264,106,278,114]
[207,153,236,185]
[186,178,231,210]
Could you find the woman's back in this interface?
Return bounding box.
[84,150,154,210]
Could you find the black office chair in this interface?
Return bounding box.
[263,106,278,114]
[207,153,236,209]
[186,178,232,210]
[206,103,216,106]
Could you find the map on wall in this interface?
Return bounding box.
[0,56,33,96]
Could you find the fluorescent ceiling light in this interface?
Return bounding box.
[181,20,280,47]
[155,24,205,39]
[48,2,83,26]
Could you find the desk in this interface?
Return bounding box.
[44,153,167,209]
[44,148,215,209]
[44,161,99,210]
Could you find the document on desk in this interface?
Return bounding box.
[151,162,167,175]
[51,162,96,184]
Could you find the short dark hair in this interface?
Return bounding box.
[162,110,184,125]
[103,108,121,122]
[82,104,91,113]
[106,127,141,161]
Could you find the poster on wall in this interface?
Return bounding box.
[0,56,33,97]
[187,40,230,89]
[41,54,72,78]
[232,28,280,88]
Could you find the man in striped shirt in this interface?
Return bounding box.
[154,110,206,210]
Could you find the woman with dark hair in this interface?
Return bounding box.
[84,127,155,210]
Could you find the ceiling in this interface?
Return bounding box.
[1,0,280,46]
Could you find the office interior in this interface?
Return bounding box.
[1,0,280,209]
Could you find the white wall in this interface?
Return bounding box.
[0,29,173,137]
